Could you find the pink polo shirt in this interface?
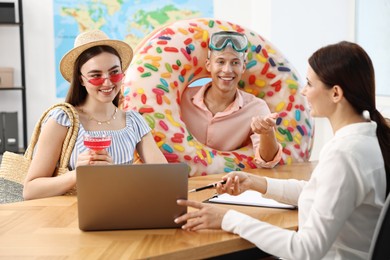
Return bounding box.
[180,82,281,168]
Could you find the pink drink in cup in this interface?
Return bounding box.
[83,135,112,151]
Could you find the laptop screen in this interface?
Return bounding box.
[76,163,189,231]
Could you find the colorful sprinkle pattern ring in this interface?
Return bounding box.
[121,18,315,176]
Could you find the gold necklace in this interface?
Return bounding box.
[82,107,118,125]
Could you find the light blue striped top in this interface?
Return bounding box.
[44,108,151,170]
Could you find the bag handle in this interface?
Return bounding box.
[24,103,80,170]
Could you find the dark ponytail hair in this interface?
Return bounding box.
[309,41,390,196]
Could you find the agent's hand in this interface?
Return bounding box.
[76,149,113,167]
[216,171,253,196]
[251,112,278,135]
[175,199,228,231]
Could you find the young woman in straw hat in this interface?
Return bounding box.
[23,30,167,200]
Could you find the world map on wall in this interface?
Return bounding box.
[53,0,213,98]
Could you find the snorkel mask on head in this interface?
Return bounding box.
[209,31,248,52]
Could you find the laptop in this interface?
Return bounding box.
[76,163,189,231]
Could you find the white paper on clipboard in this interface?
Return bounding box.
[207,190,296,209]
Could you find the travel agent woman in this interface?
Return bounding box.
[175,41,390,259]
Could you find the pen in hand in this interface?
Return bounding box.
[188,180,227,193]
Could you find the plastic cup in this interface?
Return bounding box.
[83,135,112,151]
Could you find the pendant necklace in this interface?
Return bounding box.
[82,107,118,125]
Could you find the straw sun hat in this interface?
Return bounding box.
[60,30,133,82]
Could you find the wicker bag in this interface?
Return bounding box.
[0,103,79,186]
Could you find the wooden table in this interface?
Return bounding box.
[0,162,316,259]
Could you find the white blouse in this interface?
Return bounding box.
[222,121,386,260]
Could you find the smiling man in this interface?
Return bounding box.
[180,31,282,168]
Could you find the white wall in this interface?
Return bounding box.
[0,0,60,150]
[265,0,356,161]
[1,0,389,160]
[23,0,60,136]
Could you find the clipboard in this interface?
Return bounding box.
[205,190,296,209]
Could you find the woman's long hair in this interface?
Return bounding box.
[309,41,390,196]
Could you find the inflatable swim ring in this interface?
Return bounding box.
[122,18,314,176]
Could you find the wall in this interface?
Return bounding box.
[1,0,389,160]
[0,0,58,151]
